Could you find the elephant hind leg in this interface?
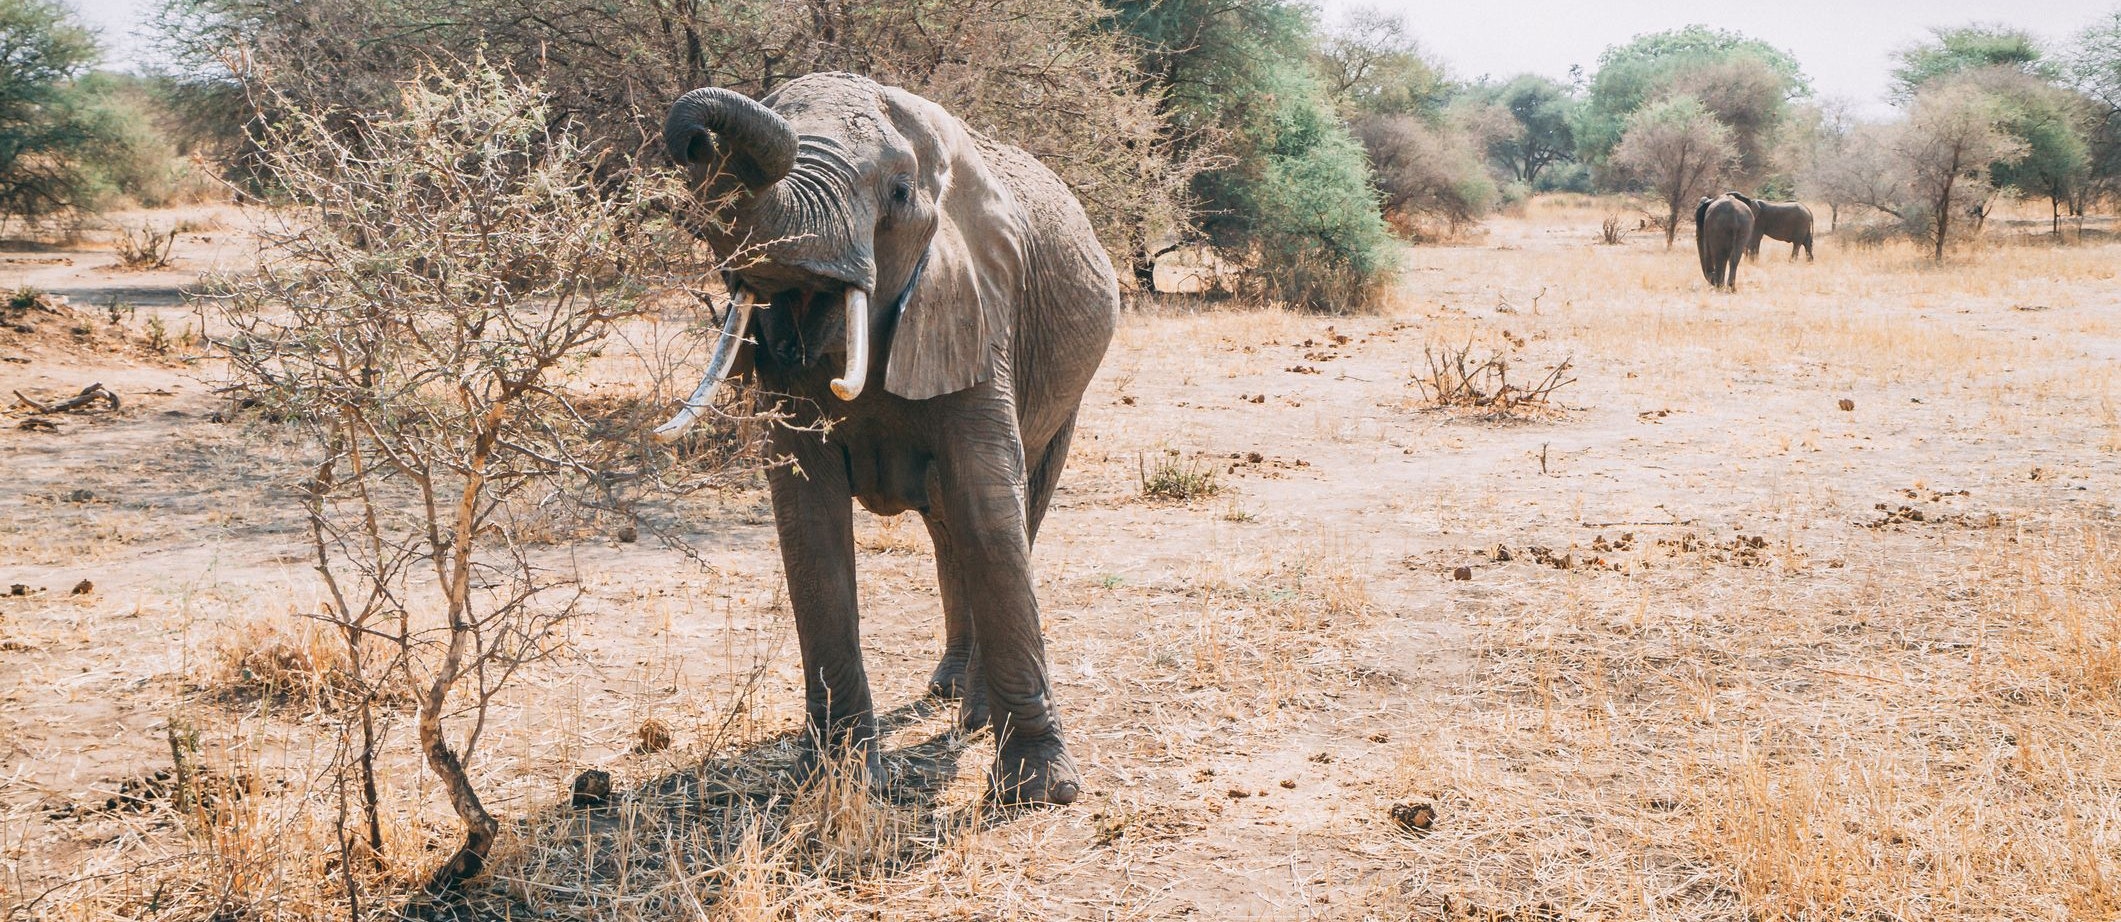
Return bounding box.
[1025,413,1080,548]
[921,503,982,725]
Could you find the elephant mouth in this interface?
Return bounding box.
[650,275,873,443]
[740,275,872,401]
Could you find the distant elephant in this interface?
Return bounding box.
[651,73,1117,805]
[1695,192,1755,291]
[1742,197,1815,261]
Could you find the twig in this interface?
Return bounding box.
[14,383,120,414]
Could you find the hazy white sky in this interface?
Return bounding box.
[1323,0,2118,115]
[69,0,2121,115]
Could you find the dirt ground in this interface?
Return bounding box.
[5,199,2121,920]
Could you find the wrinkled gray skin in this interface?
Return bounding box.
[1743,197,1815,262]
[662,73,1118,805]
[1695,192,1755,291]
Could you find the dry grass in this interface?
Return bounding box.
[14,196,2121,920]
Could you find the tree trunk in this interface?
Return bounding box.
[1830,203,1838,232]
[1131,243,1157,294]
[1933,175,1953,261]
[1664,200,1679,250]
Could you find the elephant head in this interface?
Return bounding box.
[654,73,1019,440]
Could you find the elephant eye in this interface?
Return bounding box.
[890,179,913,206]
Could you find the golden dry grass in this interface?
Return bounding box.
[9,199,2121,920]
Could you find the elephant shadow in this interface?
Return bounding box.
[402,699,1020,920]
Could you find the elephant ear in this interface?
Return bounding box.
[879,88,1023,401]
[1695,197,1711,229]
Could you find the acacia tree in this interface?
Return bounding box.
[1896,81,2026,258]
[1810,120,1906,228]
[2070,11,2121,205]
[0,0,165,227]
[1353,113,1495,237]
[1461,74,1580,187]
[1315,6,1450,120]
[1613,95,1736,248]
[1577,25,1808,183]
[157,0,1183,274]
[1891,24,2054,103]
[212,66,760,895]
[1115,0,1397,310]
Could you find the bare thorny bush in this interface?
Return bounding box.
[199,65,776,906]
[1413,338,1576,416]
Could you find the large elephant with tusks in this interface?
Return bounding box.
[1696,192,1755,291]
[650,73,1117,805]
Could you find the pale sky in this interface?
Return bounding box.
[1323,0,2118,116]
[71,0,2121,117]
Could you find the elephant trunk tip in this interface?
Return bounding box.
[666,87,797,190]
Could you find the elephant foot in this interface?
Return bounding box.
[957,683,991,733]
[988,731,1080,806]
[926,653,972,699]
[791,722,884,790]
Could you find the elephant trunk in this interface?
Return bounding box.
[665,88,797,190]
[830,288,871,401]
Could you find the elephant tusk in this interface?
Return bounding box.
[830,288,870,401]
[651,292,755,443]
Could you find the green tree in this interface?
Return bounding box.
[1611,95,1735,249]
[1315,6,1450,120]
[1577,25,1808,180]
[157,0,1178,273]
[1976,72,2091,235]
[1896,80,2026,259]
[1891,24,2054,103]
[1896,26,2090,234]
[0,0,147,225]
[2067,11,2121,208]
[1460,74,1580,187]
[1114,0,1397,310]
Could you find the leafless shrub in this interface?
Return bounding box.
[1598,214,1630,245]
[114,224,176,269]
[1413,339,1575,415]
[205,64,768,900]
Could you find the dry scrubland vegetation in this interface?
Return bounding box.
[5,195,2121,919]
[7,0,2121,916]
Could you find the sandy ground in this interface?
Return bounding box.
[5,200,2121,920]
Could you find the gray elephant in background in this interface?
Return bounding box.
[653,72,1119,805]
[1696,192,1755,291]
[1742,197,1815,261]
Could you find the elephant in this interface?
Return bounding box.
[1742,197,1815,262]
[1695,192,1755,291]
[651,73,1118,805]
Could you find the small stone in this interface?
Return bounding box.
[1838,398,1855,411]
[1389,802,1436,836]
[1452,566,1472,581]
[615,524,638,543]
[70,580,92,596]
[571,769,613,808]
[633,719,672,754]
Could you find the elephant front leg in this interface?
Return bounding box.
[768,446,880,783]
[936,429,1080,806]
